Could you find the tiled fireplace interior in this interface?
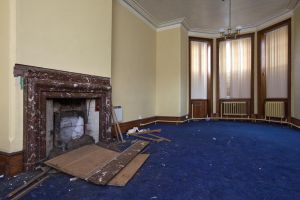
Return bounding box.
[14,64,112,171]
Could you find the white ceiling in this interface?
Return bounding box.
[123,0,299,33]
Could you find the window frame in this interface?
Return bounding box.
[189,37,213,118]
[257,19,291,119]
[216,33,255,116]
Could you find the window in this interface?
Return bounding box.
[190,41,211,99]
[189,38,213,118]
[219,37,252,99]
[264,26,288,98]
[258,19,291,118]
[216,34,254,116]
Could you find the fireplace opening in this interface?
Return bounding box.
[46,98,100,158]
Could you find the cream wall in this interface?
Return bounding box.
[2,1,300,153]
[180,27,189,116]
[156,28,181,116]
[293,5,300,119]
[17,0,112,77]
[0,0,23,153]
[1,0,113,153]
[156,27,188,117]
[111,1,156,122]
[0,0,11,152]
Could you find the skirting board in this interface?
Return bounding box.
[112,115,188,135]
[3,116,300,176]
[114,115,300,135]
[292,117,300,127]
[0,151,23,176]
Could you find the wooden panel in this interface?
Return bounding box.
[63,148,119,179]
[0,151,23,176]
[45,145,104,168]
[108,154,150,187]
[191,100,207,118]
[292,118,300,126]
[112,116,187,137]
[112,116,157,136]
[88,140,149,185]
[45,145,119,179]
[155,116,187,121]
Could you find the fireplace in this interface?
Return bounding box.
[14,64,112,171]
[46,98,101,157]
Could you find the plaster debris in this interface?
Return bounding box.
[212,137,217,141]
[0,175,4,178]
[150,196,158,199]
[127,127,139,135]
[69,177,78,182]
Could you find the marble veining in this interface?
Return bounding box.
[14,64,112,171]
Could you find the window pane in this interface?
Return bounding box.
[219,37,252,99]
[265,25,288,98]
[191,41,210,99]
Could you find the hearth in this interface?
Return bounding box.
[14,64,112,171]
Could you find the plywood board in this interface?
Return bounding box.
[88,140,149,185]
[45,145,119,179]
[108,154,150,187]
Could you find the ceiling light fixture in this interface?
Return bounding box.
[220,0,241,39]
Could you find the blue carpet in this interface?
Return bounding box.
[3,121,300,200]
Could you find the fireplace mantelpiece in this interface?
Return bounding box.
[14,64,112,171]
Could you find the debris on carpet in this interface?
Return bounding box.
[45,140,149,185]
[5,140,150,199]
[127,128,171,142]
[5,167,49,200]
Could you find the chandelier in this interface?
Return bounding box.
[219,0,241,39]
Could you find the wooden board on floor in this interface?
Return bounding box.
[108,154,150,187]
[45,145,120,179]
[88,140,149,185]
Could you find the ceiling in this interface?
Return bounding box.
[123,0,299,33]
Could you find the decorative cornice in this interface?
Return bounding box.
[117,0,156,30]
[237,10,293,32]
[120,0,299,35]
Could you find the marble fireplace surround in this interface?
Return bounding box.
[14,64,112,171]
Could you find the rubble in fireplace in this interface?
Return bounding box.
[48,135,95,159]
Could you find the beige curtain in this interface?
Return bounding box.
[191,41,210,99]
[219,37,252,99]
[265,26,288,98]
